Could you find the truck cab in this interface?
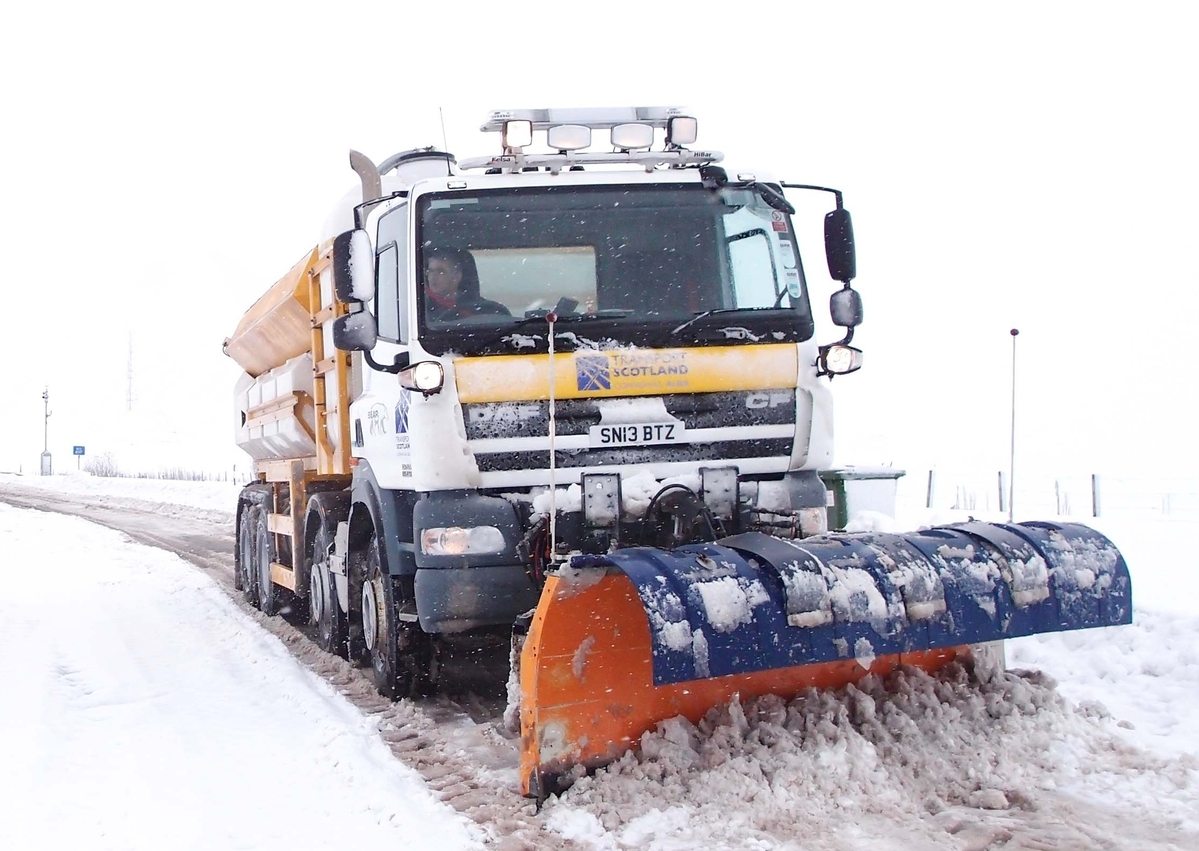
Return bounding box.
[235,107,864,698]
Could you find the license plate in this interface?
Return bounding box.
[589,422,686,448]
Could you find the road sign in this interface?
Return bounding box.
[73,446,85,456]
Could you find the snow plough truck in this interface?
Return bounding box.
[225,107,1133,797]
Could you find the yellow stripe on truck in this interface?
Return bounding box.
[454,344,799,403]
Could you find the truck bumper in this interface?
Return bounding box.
[414,564,541,634]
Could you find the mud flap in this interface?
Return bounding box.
[518,520,1131,796]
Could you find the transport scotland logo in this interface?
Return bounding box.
[394,390,410,434]
[576,355,611,391]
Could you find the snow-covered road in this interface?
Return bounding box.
[2,473,1197,850]
[0,503,484,850]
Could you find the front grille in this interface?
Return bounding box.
[463,390,796,440]
[463,390,796,473]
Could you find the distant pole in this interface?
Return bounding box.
[42,386,50,453]
[40,387,53,476]
[1008,329,1019,523]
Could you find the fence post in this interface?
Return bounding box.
[926,469,936,509]
[1091,474,1101,517]
[998,471,1007,514]
[1055,479,1062,516]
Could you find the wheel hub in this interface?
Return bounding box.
[310,563,326,626]
[259,541,272,589]
[362,580,378,652]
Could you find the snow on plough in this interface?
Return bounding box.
[224,108,1133,799]
[518,521,1130,795]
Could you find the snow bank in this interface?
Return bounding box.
[0,471,240,521]
[547,663,1199,848]
[1010,611,1199,761]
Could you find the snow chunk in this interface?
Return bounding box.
[693,576,766,632]
[828,565,888,624]
[1009,555,1050,606]
[531,482,582,515]
[781,563,834,627]
[572,636,596,682]
[854,637,876,670]
[620,470,701,517]
[656,619,693,652]
[691,628,710,678]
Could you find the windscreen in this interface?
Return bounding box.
[415,183,813,355]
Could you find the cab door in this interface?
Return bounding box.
[350,201,415,489]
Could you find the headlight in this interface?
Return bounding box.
[420,526,506,556]
[399,361,444,395]
[820,345,864,375]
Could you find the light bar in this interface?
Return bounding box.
[482,106,691,132]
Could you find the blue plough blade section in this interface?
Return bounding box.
[593,521,1132,687]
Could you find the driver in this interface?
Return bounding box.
[424,247,511,321]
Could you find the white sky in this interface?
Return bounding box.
[2,1,1196,477]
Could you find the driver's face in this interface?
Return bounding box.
[426,257,463,300]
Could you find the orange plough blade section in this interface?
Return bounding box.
[518,570,964,797]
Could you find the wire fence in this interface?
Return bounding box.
[36,453,1199,520]
[903,468,1199,520]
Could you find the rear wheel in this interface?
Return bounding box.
[308,523,347,656]
[362,535,436,699]
[255,511,279,616]
[238,506,259,604]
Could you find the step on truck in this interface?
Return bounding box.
[225,107,1133,798]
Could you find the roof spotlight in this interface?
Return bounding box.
[502,119,533,150]
[610,123,654,150]
[667,116,698,147]
[546,124,591,151]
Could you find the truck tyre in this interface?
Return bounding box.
[255,510,279,616]
[308,523,347,657]
[362,535,436,699]
[238,506,260,605]
[234,508,246,592]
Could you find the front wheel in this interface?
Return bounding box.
[362,536,436,699]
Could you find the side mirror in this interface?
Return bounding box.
[830,286,863,328]
[332,229,375,303]
[332,309,378,351]
[824,208,856,284]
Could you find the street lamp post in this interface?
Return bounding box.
[1009,329,1019,523]
[41,387,53,476]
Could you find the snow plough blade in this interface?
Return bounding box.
[519,520,1131,796]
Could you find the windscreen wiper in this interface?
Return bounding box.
[669,307,774,337]
[473,308,635,350]
[468,314,559,350]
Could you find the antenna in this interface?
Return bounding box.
[439,107,451,175]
